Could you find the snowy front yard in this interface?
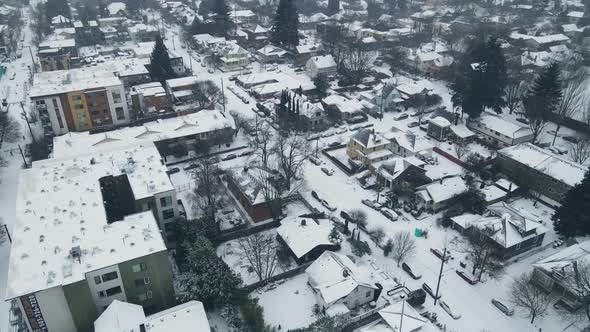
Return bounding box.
[253,273,318,330]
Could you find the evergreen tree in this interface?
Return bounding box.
[46,0,72,20]
[212,0,232,37]
[150,35,176,85]
[270,0,300,48]
[314,73,329,98]
[451,37,507,119]
[552,170,590,238]
[528,62,562,113]
[326,0,339,15]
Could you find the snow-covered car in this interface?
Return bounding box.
[361,199,378,210]
[349,124,363,131]
[321,130,335,138]
[309,156,322,165]
[456,270,478,285]
[335,127,348,134]
[166,167,180,175]
[307,133,321,141]
[183,163,200,171]
[221,154,237,161]
[420,118,430,125]
[422,283,441,299]
[321,167,334,176]
[439,300,461,320]
[208,68,215,74]
[394,113,409,121]
[380,208,398,221]
[320,199,337,212]
[491,299,514,316]
[430,248,450,262]
[238,149,254,157]
[402,262,421,280]
[408,121,420,128]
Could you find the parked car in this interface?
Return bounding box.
[394,113,409,121]
[439,300,461,319]
[221,154,237,161]
[381,208,398,221]
[408,121,420,128]
[321,130,335,138]
[402,262,422,280]
[321,167,334,176]
[309,156,322,165]
[456,270,478,285]
[361,199,378,210]
[238,149,254,157]
[183,163,199,171]
[166,167,180,174]
[307,133,321,141]
[321,199,337,212]
[410,110,423,117]
[207,68,215,73]
[335,127,348,134]
[420,118,430,125]
[563,136,579,144]
[430,248,450,262]
[516,118,529,125]
[419,124,428,131]
[411,207,424,218]
[491,299,514,316]
[422,283,441,299]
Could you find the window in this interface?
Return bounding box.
[134,279,146,288]
[74,103,84,110]
[132,263,147,273]
[35,100,46,106]
[365,291,372,298]
[105,286,122,297]
[55,110,64,129]
[160,196,172,207]
[138,293,147,302]
[112,91,122,104]
[72,95,82,101]
[101,271,118,282]
[94,276,102,284]
[115,107,125,120]
[52,99,59,108]
[98,291,106,298]
[163,209,175,219]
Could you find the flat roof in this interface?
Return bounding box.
[30,67,123,98]
[7,149,169,298]
[52,109,235,159]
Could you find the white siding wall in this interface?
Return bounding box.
[154,190,179,229]
[86,264,127,314]
[32,286,77,332]
[105,85,130,125]
[42,96,69,135]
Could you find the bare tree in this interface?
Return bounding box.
[0,218,6,245]
[509,272,551,324]
[192,157,221,221]
[237,232,279,282]
[552,75,585,145]
[249,122,274,168]
[229,110,252,137]
[391,231,416,267]
[562,260,590,323]
[191,80,222,109]
[569,137,590,164]
[252,166,286,221]
[582,100,590,126]
[455,144,468,159]
[504,81,526,115]
[340,42,376,85]
[273,132,311,189]
[348,209,368,228]
[0,112,21,145]
[462,228,505,281]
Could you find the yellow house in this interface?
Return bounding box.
[347,129,394,169]
[67,91,91,131]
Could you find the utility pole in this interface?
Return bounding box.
[26,46,36,73]
[434,247,447,305]
[220,78,226,113]
[399,295,405,332]
[20,102,36,144]
[17,144,28,168]
[3,223,12,243]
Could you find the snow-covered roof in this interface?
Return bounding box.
[284,90,324,118]
[449,124,475,138]
[378,301,428,332]
[307,55,337,69]
[384,128,434,154]
[277,218,333,259]
[562,24,583,33]
[38,38,76,49]
[51,15,71,25]
[470,112,533,139]
[306,251,377,305]
[377,157,425,182]
[296,43,320,54]
[510,32,570,45]
[533,240,590,274]
[257,45,287,57]
[322,94,364,114]
[351,129,390,149]
[30,66,122,98]
[567,11,584,18]
[499,143,587,187]
[494,178,519,193]
[429,116,451,128]
[95,300,211,332]
[416,176,468,204]
[395,80,433,97]
[52,109,235,158]
[231,9,255,18]
[130,82,167,98]
[240,72,315,96]
[107,2,127,16]
[166,76,199,89]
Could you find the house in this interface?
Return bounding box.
[165,76,200,102]
[95,300,211,332]
[276,218,338,264]
[295,43,321,66]
[73,20,103,46]
[427,116,451,141]
[38,38,77,72]
[358,301,435,332]
[347,129,394,168]
[450,202,546,259]
[214,41,250,72]
[532,240,590,311]
[376,157,429,192]
[447,124,476,145]
[257,45,288,63]
[130,82,170,116]
[415,176,468,212]
[51,15,71,28]
[242,25,268,48]
[305,55,337,78]
[225,167,278,222]
[128,23,160,42]
[231,9,257,26]
[322,94,366,123]
[509,32,570,50]
[496,143,587,203]
[6,143,180,332]
[236,71,316,100]
[395,80,433,101]
[276,90,327,131]
[384,128,433,158]
[467,112,533,147]
[306,251,381,313]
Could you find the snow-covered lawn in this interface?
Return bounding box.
[253,273,318,330]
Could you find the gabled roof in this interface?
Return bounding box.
[416,176,468,204]
[351,129,390,149]
[378,301,428,332]
[277,218,334,259]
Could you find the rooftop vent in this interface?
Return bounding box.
[70,246,82,263]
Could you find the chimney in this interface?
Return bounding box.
[301,219,307,226]
[140,324,146,332]
[342,269,350,278]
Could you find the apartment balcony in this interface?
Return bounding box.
[35,103,47,111]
